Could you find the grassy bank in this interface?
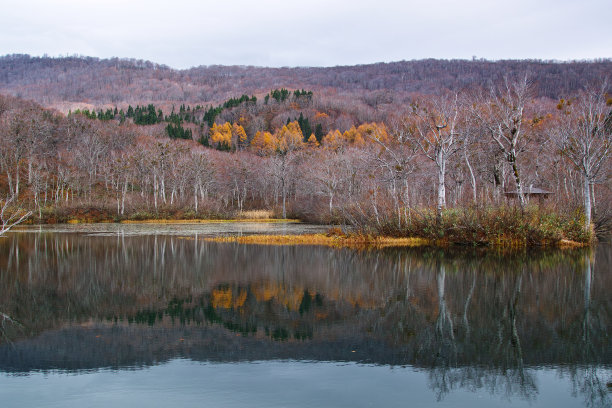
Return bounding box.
[357,206,592,248]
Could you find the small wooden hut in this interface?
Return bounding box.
[504,186,553,205]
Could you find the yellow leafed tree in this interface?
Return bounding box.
[233,123,248,149]
[306,133,319,147]
[210,122,249,151]
[276,121,304,153]
[321,129,344,150]
[251,131,278,155]
[210,122,233,149]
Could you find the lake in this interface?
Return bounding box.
[0,223,610,407]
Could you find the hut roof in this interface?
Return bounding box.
[504,187,553,196]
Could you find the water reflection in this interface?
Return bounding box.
[0,227,610,406]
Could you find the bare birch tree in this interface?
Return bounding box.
[554,83,611,230]
[409,94,462,214]
[473,75,533,208]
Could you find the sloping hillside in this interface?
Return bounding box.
[1,54,610,111]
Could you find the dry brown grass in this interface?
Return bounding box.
[202,233,431,249]
[238,210,275,219]
[67,219,114,224]
[120,218,299,224]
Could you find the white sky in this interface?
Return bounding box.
[1,0,610,69]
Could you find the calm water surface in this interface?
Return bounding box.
[0,223,610,407]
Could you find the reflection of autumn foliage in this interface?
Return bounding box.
[211,287,247,309]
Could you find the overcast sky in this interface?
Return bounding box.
[1,0,610,69]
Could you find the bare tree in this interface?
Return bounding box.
[189,149,214,213]
[554,83,611,230]
[473,75,533,208]
[408,94,462,214]
[0,108,38,199]
[367,125,418,227]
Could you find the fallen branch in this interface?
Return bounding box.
[0,196,32,236]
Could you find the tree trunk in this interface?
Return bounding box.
[509,150,526,208]
[121,178,127,216]
[583,172,592,231]
[15,170,20,199]
[464,148,477,202]
[153,174,158,211]
[590,182,596,217]
[281,156,287,219]
[5,169,14,198]
[437,150,446,214]
[282,178,287,219]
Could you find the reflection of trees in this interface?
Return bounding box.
[583,253,593,346]
[0,232,610,404]
[435,263,454,342]
[427,261,458,401]
[462,267,476,340]
[566,252,611,408]
[491,270,536,401]
[422,253,538,402]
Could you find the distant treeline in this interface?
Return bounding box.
[1,54,610,108]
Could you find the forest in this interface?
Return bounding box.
[0,55,611,245]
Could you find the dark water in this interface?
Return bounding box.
[0,224,610,407]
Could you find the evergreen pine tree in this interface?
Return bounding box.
[314,124,324,142]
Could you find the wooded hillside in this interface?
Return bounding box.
[1,54,610,109]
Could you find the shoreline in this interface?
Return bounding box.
[16,218,593,249]
[120,218,300,224]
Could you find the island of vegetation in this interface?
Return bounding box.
[0,56,610,247]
